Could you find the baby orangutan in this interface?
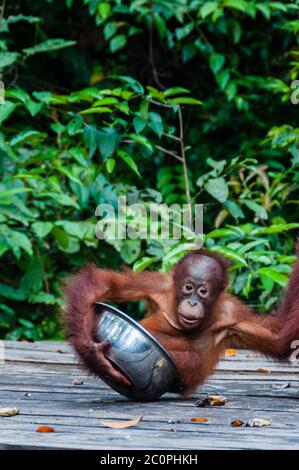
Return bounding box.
[63,247,298,395]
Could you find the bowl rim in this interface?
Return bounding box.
[95,301,181,378]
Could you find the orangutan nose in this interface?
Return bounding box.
[188,299,198,307]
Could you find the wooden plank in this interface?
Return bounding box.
[0,341,299,450]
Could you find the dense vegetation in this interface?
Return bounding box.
[1,0,299,340]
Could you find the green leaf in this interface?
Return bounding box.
[0,101,17,124]
[11,130,46,146]
[117,150,141,177]
[251,223,299,235]
[0,51,19,69]
[98,129,118,159]
[80,106,112,114]
[140,99,149,120]
[98,2,111,19]
[133,116,147,133]
[40,192,79,209]
[0,283,26,301]
[133,256,159,272]
[256,3,271,20]
[149,112,164,138]
[243,200,268,220]
[6,14,41,24]
[224,0,246,13]
[224,200,245,219]
[32,222,53,238]
[113,76,144,94]
[127,133,153,152]
[164,87,190,97]
[205,177,229,203]
[175,23,194,40]
[209,53,225,74]
[92,97,119,106]
[205,228,240,239]
[56,221,83,239]
[200,2,218,18]
[30,292,59,305]
[18,232,33,255]
[83,126,98,158]
[23,39,76,56]
[210,246,248,266]
[68,147,89,167]
[230,19,242,43]
[216,69,230,91]
[120,239,141,264]
[168,97,203,105]
[110,35,127,53]
[104,22,118,40]
[105,158,115,174]
[243,272,252,298]
[19,318,34,328]
[258,268,288,287]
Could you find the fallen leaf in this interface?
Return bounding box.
[231,420,244,427]
[0,407,19,417]
[196,395,228,407]
[271,382,290,390]
[191,417,209,423]
[246,418,271,428]
[70,378,84,385]
[256,368,270,374]
[225,349,237,357]
[36,426,55,433]
[56,349,65,354]
[100,416,143,429]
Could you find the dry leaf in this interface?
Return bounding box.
[70,378,84,385]
[0,407,19,417]
[256,368,270,374]
[191,417,209,423]
[272,382,290,390]
[246,418,271,428]
[100,416,143,429]
[225,349,237,357]
[231,420,244,427]
[36,426,55,433]
[196,395,228,407]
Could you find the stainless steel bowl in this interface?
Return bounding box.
[94,302,183,401]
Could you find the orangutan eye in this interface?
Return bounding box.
[182,284,193,294]
[198,287,209,298]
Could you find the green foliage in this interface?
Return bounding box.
[1,0,299,338]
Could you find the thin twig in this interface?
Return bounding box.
[0,0,6,21]
[36,245,50,294]
[178,106,191,206]
[149,23,165,90]
[155,145,183,162]
[164,133,181,142]
[191,188,203,203]
[148,99,173,109]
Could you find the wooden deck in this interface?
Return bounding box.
[0,340,299,450]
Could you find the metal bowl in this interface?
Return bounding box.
[94,302,183,401]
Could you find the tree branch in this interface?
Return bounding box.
[178,106,191,206]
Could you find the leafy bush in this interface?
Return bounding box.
[1,0,299,339]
